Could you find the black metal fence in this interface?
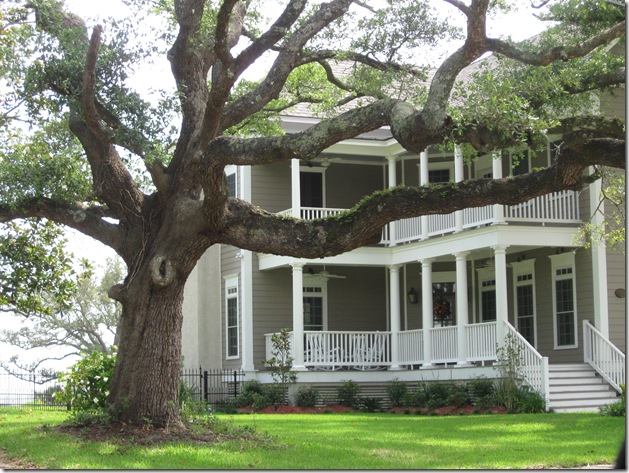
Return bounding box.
[0,368,245,412]
[180,368,245,411]
[0,371,66,410]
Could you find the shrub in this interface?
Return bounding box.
[447,382,471,407]
[468,376,496,407]
[402,386,427,407]
[55,350,116,414]
[262,383,285,406]
[424,382,450,409]
[336,380,361,407]
[263,328,297,406]
[359,396,382,412]
[514,386,546,413]
[599,384,625,417]
[296,386,320,407]
[386,378,408,407]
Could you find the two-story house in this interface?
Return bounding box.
[181,56,626,413]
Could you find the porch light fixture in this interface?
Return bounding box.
[407,287,419,304]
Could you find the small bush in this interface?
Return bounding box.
[263,383,284,406]
[468,376,496,407]
[402,387,427,407]
[359,396,382,412]
[336,380,361,407]
[447,383,471,407]
[296,386,320,407]
[55,350,116,414]
[386,378,408,407]
[600,384,625,417]
[424,382,450,409]
[514,387,546,413]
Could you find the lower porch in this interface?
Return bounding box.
[265,322,498,370]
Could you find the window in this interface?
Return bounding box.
[429,169,450,183]
[227,173,236,198]
[481,279,497,322]
[303,286,325,331]
[225,277,239,358]
[477,267,496,322]
[549,253,577,349]
[225,165,237,198]
[300,171,324,208]
[512,260,536,347]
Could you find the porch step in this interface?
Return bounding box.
[547,364,620,413]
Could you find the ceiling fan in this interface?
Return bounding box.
[313,156,343,167]
[306,267,346,280]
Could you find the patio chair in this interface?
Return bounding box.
[305,333,343,371]
[351,334,387,371]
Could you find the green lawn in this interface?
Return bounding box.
[0,408,624,469]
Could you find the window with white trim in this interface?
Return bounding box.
[549,253,577,349]
[225,165,237,198]
[225,277,239,358]
[477,267,496,322]
[512,259,537,347]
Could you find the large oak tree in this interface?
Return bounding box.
[0,0,625,427]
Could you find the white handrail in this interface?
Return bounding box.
[503,321,550,409]
[583,320,625,393]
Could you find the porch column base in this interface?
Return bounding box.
[388,365,405,371]
[420,363,436,370]
[292,365,308,372]
[455,361,473,368]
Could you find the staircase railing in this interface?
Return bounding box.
[504,321,550,409]
[583,320,625,393]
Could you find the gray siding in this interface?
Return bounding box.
[606,245,626,352]
[326,164,384,208]
[252,162,291,212]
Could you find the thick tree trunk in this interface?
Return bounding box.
[108,274,186,428]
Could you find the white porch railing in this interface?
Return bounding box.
[278,190,580,246]
[504,321,550,408]
[466,322,497,362]
[505,190,580,223]
[429,326,458,362]
[266,323,499,369]
[583,320,625,393]
[397,329,424,365]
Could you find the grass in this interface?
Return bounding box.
[0,408,624,469]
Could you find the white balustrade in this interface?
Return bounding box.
[429,326,458,363]
[503,322,550,408]
[276,190,579,246]
[583,320,625,393]
[397,329,424,365]
[466,322,497,362]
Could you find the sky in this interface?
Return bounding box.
[1,0,554,374]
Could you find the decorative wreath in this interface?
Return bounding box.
[433,299,451,320]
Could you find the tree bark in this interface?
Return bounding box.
[108,274,186,428]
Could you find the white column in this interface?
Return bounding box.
[389,265,403,370]
[240,166,255,371]
[454,252,471,366]
[492,151,506,225]
[493,245,509,344]
[420,258,435,369]
[387,156,397,246]
[291,262,306,370]
[454,146,464,233]
[291,159,301,218]
[589,169,609,337]
[420,150,429,240]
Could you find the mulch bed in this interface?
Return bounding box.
[237,404,508,415]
